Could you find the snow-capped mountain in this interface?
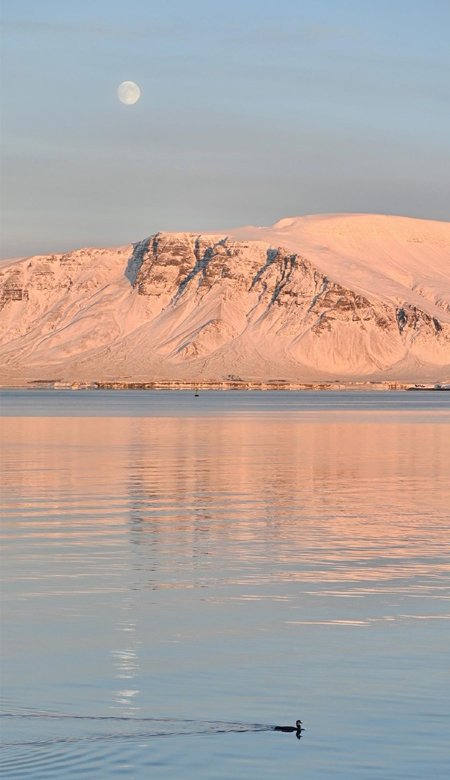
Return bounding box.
[1,214,449,383]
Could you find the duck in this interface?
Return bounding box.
[274,719,303,733]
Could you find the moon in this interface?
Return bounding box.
[117,81,140,105]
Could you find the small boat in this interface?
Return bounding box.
[194,388,199,397]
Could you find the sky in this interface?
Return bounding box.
[1,0,449,257]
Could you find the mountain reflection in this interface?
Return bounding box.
[3,413,448,596]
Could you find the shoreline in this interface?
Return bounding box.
[1,380,450,391]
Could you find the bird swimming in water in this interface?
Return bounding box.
[274,719,303,735]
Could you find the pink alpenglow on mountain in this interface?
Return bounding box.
[1,214,449,384]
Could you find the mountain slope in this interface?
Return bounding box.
[230,214,450,322]
[1,215,449,383]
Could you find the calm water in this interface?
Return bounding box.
[1,391,449,779]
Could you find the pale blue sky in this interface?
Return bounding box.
[1,0,449,256]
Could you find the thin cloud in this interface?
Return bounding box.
[1,18,183,41]
[236,25,358,43]
[2,17,357,45]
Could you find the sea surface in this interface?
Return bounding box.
[1,390,449,779]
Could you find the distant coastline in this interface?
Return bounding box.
[1,379,449,391]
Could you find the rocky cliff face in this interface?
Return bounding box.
[1,215,449,383]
